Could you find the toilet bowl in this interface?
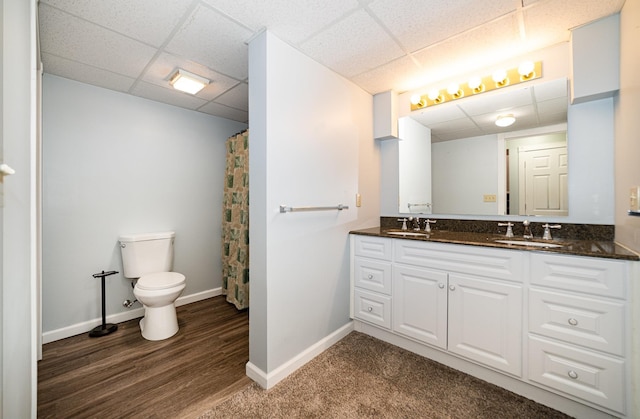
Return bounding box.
[119,231,187,341]
[134,272,186,341]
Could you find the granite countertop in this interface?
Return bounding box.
[351,226,640,261]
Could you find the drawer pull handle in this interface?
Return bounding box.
[367,306,373,312]
[568,318,578,326]
[567,370,579,380]
[449,285,456,291]
[438,283,445,289]
[367,274,373,279]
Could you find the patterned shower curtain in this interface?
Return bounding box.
[221,130,249,310]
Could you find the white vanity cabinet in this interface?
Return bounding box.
[527,253,628,415]
[351,235,393,329]
[393,240,523,376]
[350,233,636,418]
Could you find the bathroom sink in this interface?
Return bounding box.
[494,239,564,248]
[386,231,429,237]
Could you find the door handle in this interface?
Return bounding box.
[0,164,15,176]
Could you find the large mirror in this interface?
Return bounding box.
[399,78,568,216]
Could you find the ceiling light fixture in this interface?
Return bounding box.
[169,69,209,95]
[409,61,542,111]
[495,114,516,127]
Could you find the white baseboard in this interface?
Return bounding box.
[42,287,222,344]
[246,321,354,389]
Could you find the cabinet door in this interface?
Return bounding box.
[392,265,447,349]
[448,273,522,376]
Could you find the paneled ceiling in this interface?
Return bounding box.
[38,0,625,125]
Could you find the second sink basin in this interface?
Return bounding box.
[386,231,429,237]
[495,239,564,248]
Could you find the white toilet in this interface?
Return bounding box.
[119,231,186,341]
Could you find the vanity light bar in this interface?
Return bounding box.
[410,61,542,111]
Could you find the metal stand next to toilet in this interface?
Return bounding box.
[89,270,119,338]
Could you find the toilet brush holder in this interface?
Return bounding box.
[89,270,119,338]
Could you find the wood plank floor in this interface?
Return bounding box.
[38,296,250,419]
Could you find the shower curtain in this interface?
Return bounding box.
[221,130,249,310]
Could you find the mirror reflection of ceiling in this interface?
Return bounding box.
[410,78,568,143]
[38,0,623,124]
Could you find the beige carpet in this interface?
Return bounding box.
[199,331,571,418]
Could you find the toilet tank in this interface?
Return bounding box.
[119,231,175,278]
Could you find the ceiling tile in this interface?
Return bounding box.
[41,53,135,93]
[141,53,241,101]
[350,55,423,94]
[214,83,249,111]
[411,14,522,87]
[198,102,248,123]
[201,0,360,45]
[523,0,624,50]
[165,4,253,80]
[39,0,195,47]
[300,9,405,78]
[39,4,158,77]
[368,0,516,53]
[130,81,208,110]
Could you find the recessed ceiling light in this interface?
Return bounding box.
[169,69,209,95]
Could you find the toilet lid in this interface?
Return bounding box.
[136,272,185,291]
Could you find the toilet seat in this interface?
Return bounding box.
[136,272,185,291]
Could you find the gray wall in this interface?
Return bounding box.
[42,74,246,334]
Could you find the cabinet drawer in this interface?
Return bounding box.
[529,289,625,356]
[354,289,391,329]
[394,240,523,283]
[354,258,392,295]
[531,253,626,299]
[528,336,625,414]
[353,235,392,261]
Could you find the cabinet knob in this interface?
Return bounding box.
[568,318,578,326]
[367,274,373,280]
[438,283,445,289]
[367,306,373,312]
[449,285,455,291]
[567,370,579,380]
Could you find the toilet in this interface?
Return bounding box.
[119,231,186,341]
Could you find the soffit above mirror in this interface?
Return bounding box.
[409,78,568,143]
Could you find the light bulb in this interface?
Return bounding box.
[427,89,441,101]
[492,69,508,86]
[518,61,535,79]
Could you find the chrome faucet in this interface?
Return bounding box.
[542,223,561,240]
[397,218,408,230]
[424,219,436,233]
[522,220,533,239]
[408,216,421,231]
[498,222,514,238]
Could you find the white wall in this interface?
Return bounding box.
[41,74,246,335]
[615,0,640,252]
[615,3,640,415]
[2,0,38,416]
[432,135,497,215]
[248,31,379,387]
